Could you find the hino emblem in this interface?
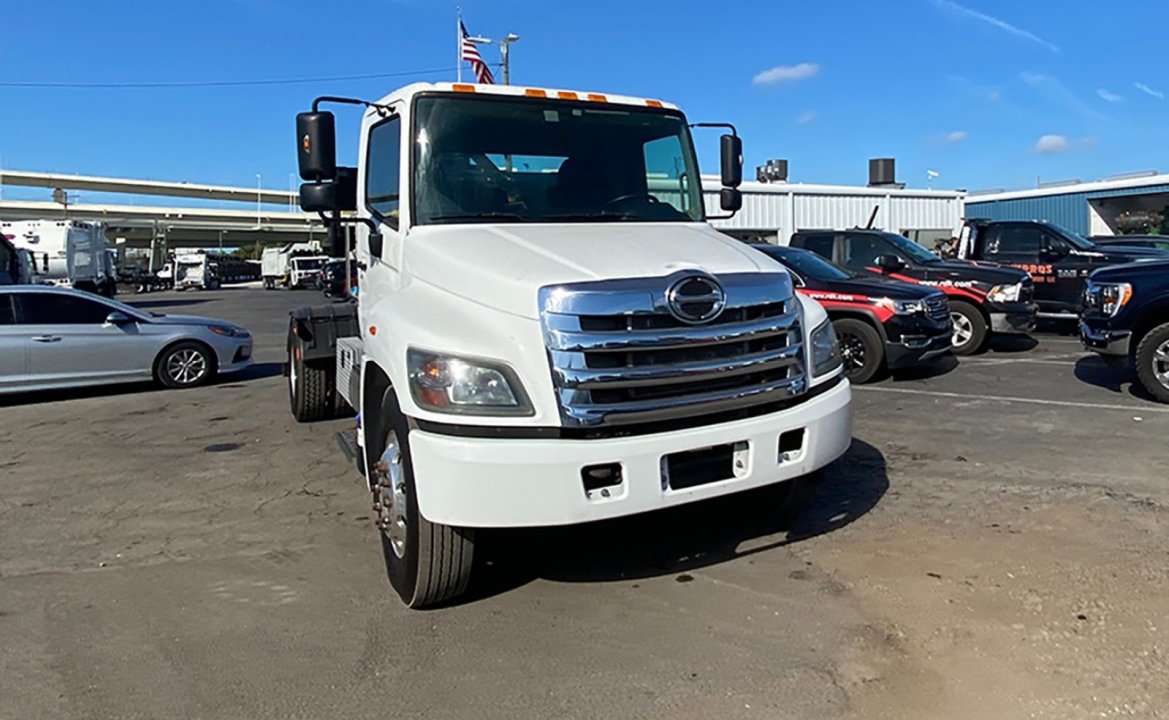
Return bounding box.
[666,273,726,324]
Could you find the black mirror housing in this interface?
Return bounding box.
[297,111,337,181]
[720,134,743,188]
[299,166,357,214]
[719,188,742,212]
[876,254,905,272]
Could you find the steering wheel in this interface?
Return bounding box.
[602,193,660,210]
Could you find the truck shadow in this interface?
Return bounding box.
[0,363,285,407]
[463,439,888,603]
[1073,356,1158,402]
[984,334,1039,353]
[889,355,958,382]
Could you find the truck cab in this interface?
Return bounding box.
[960,219,1169,318]
[286,82,853,608]
[789,228,1036,355]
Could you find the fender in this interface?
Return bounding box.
[821,306,890,345]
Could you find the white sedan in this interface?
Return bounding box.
[0,285,252,395]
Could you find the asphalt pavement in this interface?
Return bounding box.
[2,286,1167,720]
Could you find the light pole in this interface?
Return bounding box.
[255,173,262,227]
[469,32,519,85]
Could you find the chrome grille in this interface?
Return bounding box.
[540,271,806,428]
[924,294,950,322]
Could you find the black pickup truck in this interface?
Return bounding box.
[959,220,1169,318]
[1081,260,1169,402]
[751,244,952,382]
[789,228,1036,355]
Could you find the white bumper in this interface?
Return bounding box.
[410,378,852,528]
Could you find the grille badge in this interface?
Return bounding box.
[666,274,726,325]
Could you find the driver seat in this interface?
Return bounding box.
[550,156,613,214]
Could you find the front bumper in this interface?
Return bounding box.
[989,302,1038,334]
[885,330,953,368]
[1080,320,1130,356]
[409,378,852,528]
[216,338,254,374]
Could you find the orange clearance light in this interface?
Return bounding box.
[645,99,663,108]
[586,93,607,103]
[557,91,578,100]
[525,88,547,97]
[301,134,311,152]
[452,83,476,93]
[369,326,377,336]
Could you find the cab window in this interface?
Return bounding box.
[798,233,835,261]
[842,234,888,268]
[988,226,1041,256]
[366,116,402,229]
[16,293,112,324]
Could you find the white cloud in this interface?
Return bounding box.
[1096,88,1122,102]
[946,130,968,143]
[1034,134,1068,154]
[752,62,820,86]
[1134,82,1164,100]
[930,0,1059,52]
[796,110,817,124]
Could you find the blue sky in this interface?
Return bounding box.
[1,0,1166,201]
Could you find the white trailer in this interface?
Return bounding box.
[261,242,327,289]
[0,219,117,296]
[173,251,221,290]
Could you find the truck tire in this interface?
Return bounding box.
[949,301,987,356]
[374,389,475,608]
[287,337,335,422]
[1134,322,1169,403]
[832,318,883,384]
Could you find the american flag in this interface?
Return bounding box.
[460,20,495,84]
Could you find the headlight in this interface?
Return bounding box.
[1087,282,1132,316]
[407,349,533,416]
[810,319,842,377]
[878,298,926,315]
[207,324,248,338]
[987,283,1022,303]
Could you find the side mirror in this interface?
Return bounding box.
[876,254,905,272]
[296,111,337,181]
[299,166,357,214]
[720,134,743,188]
[105,311,132,325]
[720,188,742,212]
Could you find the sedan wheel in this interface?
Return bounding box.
[157,342,214,388]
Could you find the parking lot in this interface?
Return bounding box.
[3,286,1168,720]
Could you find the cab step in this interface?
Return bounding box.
[335,429,365,477]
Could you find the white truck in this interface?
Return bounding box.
[0,233,31,284]
[0,219,116,296]
[261,242,328,289]
[173,250,221,290]
[285,82,853,608]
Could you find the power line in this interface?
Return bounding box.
[0,68,456,89]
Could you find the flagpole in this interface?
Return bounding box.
[456,7,462,82]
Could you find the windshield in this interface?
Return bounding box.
[764,247,857,281]
[1044,222,1096,250]
[295,258,324,270]
[879,232,943,264]
[410,94,704,225]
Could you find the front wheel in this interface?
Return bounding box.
[949,301,988,356]
[1134,322,1169,403]
[832,318,884,384]
[156,342,215,389]
[373,389,475,608]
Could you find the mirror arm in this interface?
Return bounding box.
[312,96,393,117]
[317,210,380,236]
[689,121,739,137]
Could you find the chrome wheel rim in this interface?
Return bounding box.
[951,312,974,348]
[1154,340,1169,389]
[838,332,867,374]
[289,348,298,397]
[167,349,207,385]
[374,431,408,559]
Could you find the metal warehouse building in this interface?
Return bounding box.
[703,179,965,246]
[965,173,1169,237]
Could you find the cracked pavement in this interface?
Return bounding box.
[1,288,1167,720]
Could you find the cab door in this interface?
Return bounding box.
[1039,231,1093,315]
[978,223,1054,309]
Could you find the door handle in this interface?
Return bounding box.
[31,335,62,343]
[356,261,368,271]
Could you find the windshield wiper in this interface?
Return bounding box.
[428,212,529,223]
[537,212,639,222]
